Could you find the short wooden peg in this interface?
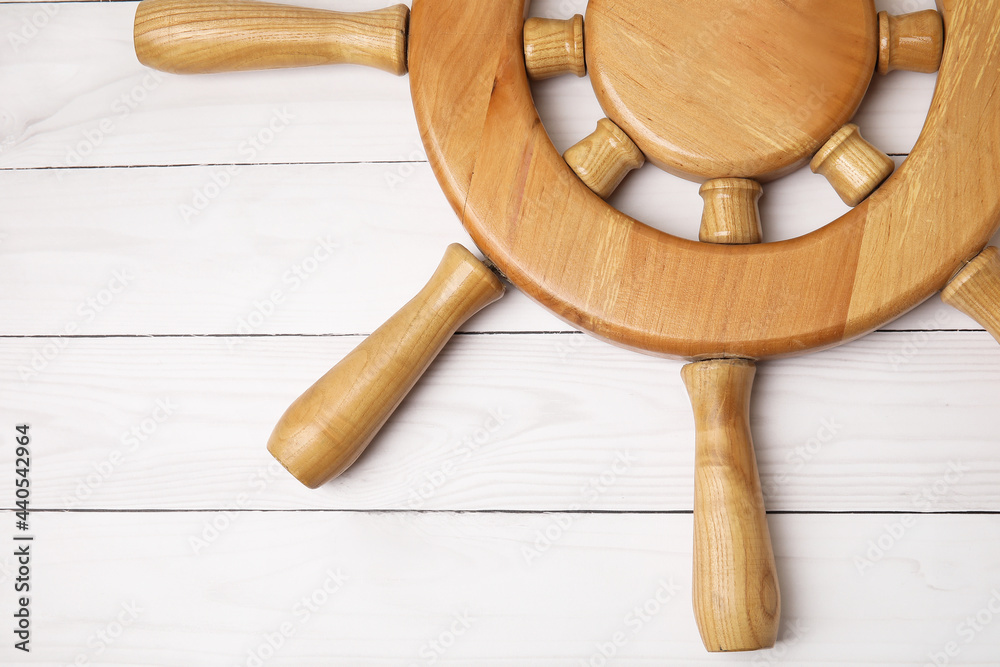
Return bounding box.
[942,247,1000,345]
[564,118,644,199]
[524,15,586,80]
[699,179,763,245]
[811,124,895,207]
[878,10,944,75]
[267,244,504,488]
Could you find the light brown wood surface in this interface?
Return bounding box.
[563,118,644,200]
[687,182,777,651]
[942,246,1000,345]
[878,10,945,74]
[267,244,504,488]
[810,123,896,206]
[698,179,763,245]
[683,360,779,652]
[134,0,409,75]
[410,0,1000,362]
[523,15,586,81]
[583,0,878,181]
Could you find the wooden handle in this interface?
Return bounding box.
[267,244,504,488]
[682,359,780,652]
[942,247,1000,344]
[134,0,409,75]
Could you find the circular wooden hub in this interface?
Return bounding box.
[586,0,879,181]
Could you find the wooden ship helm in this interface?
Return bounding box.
[134,0,1000,653]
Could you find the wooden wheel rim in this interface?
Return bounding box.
[410,0,1000,361]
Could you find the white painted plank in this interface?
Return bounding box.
[2,332,998,512]
[0,0,995,663]
[0,1,938,168]
[0,162,495,336]
[0,162,991,337]
[0,511,998,665]
[0,1,420,169]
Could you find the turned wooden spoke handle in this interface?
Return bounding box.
[134,0,409,75]
[682,360,780,652]
[268,244,504,489]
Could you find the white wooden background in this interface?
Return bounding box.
[2,0,1000,664]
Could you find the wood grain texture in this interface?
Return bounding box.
[0,1,420,169]
[878,10,945,74]
[563,118,644,199]
[698,179,763,245]
[523,15,585,81]
[134,0,409,75]
[267,244,503,488]
[3,0,998,662]
[688,184,776,651]
[4,161,989,338]
[410,0,1000,361]
[584,0,878,181]
[4,333,1000,513]
[683,360,779,651]
[810,123,896,206]
[0,2,936,169]
[942,247,1000,344]
[3,511,1000,665]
